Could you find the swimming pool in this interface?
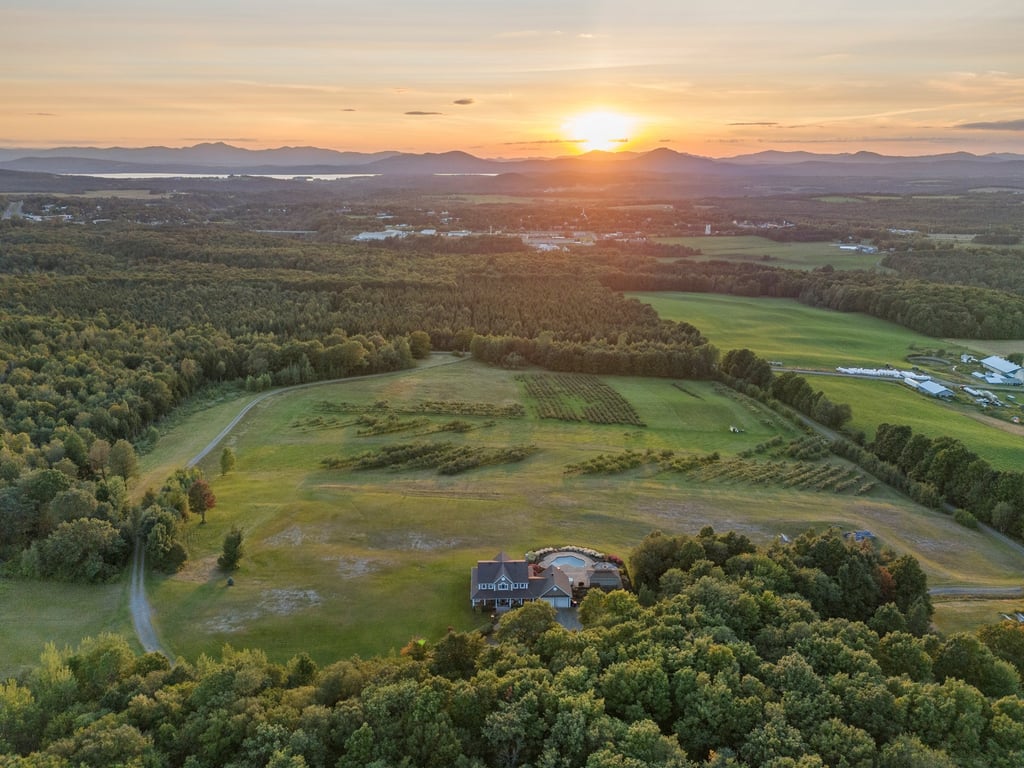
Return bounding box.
[550,555,587,568]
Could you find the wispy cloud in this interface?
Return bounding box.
[729,122,778,126]
[405,111,443,116]
[29,112,57,117]
[340,108,357,112]
[957,119,1024,131]
[453,98,474,106]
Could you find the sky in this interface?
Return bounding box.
[3,0,1023,157]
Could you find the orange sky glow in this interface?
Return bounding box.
[3,1,1023,157]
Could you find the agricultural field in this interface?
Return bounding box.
[654,235,884,270]
[130,359,1024,666]
[806,376,1024,472]
[629,291,957,370]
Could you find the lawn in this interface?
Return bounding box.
[0,577,136,679]
[932,599,1024,636]
[628,292,956,370]
[143,361,1024,665]
[655,235,884,271]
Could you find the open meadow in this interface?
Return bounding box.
[654,235,884,271]
[0,579,134,679]
[807,376,1024,471]
[627,291,960,369]
[136,359,1024,666]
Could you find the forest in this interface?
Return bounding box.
[2,189,1024,766]
[2,528,1023,768]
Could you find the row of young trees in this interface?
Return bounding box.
[2,529,1021,767]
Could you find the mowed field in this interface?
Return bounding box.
[628,292,958,369]
[654,235,884,271]
[0,579,135,679]
[136,359,1024,666]
[632,292,1021,470]
[807,376,1024,472]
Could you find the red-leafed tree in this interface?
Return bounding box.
[187,478,216,524]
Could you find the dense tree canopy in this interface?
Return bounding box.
[1,529,1021,767]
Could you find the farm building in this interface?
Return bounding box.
[352,229,408,241]
[903,378,953,399]
[980,355,1024,384]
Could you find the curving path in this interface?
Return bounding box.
[128,355,468,658]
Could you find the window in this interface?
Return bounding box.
[498,582,510,590]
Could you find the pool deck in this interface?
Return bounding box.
[538,551,597,588]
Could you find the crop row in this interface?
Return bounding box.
[315,399,524,418]
[354,415,431,436]
[321,441,537,475]
[516,374,645,426]
[680,457,870,494]
[291,415,349,431]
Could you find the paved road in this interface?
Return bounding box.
[128,355,469,658]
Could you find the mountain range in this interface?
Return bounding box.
[2,144,1024,196]
[1,142,1023,181]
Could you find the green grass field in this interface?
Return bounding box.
[806,376,1024,472]
[0,578,135,679]
[137,360,1024,666]
[632,292,1021,469]
[932,598,1024,636]
[655,235,884,271]
[5,357,1024,674]
[629,292,958,370]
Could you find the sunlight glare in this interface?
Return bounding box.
[563,110,635,152]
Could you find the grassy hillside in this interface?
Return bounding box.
[629,291,959,370]
[142,361,1024,665]
[808,375,1024,472]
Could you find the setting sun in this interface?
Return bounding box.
[563,110,635,153]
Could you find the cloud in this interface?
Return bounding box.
[956,119,1024,131]
[405,111,443,116]
[659,138,673,143]
[453,98,474,106]
[29,112,57,117]
[729,121,778,126]
[340,108,357,112]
